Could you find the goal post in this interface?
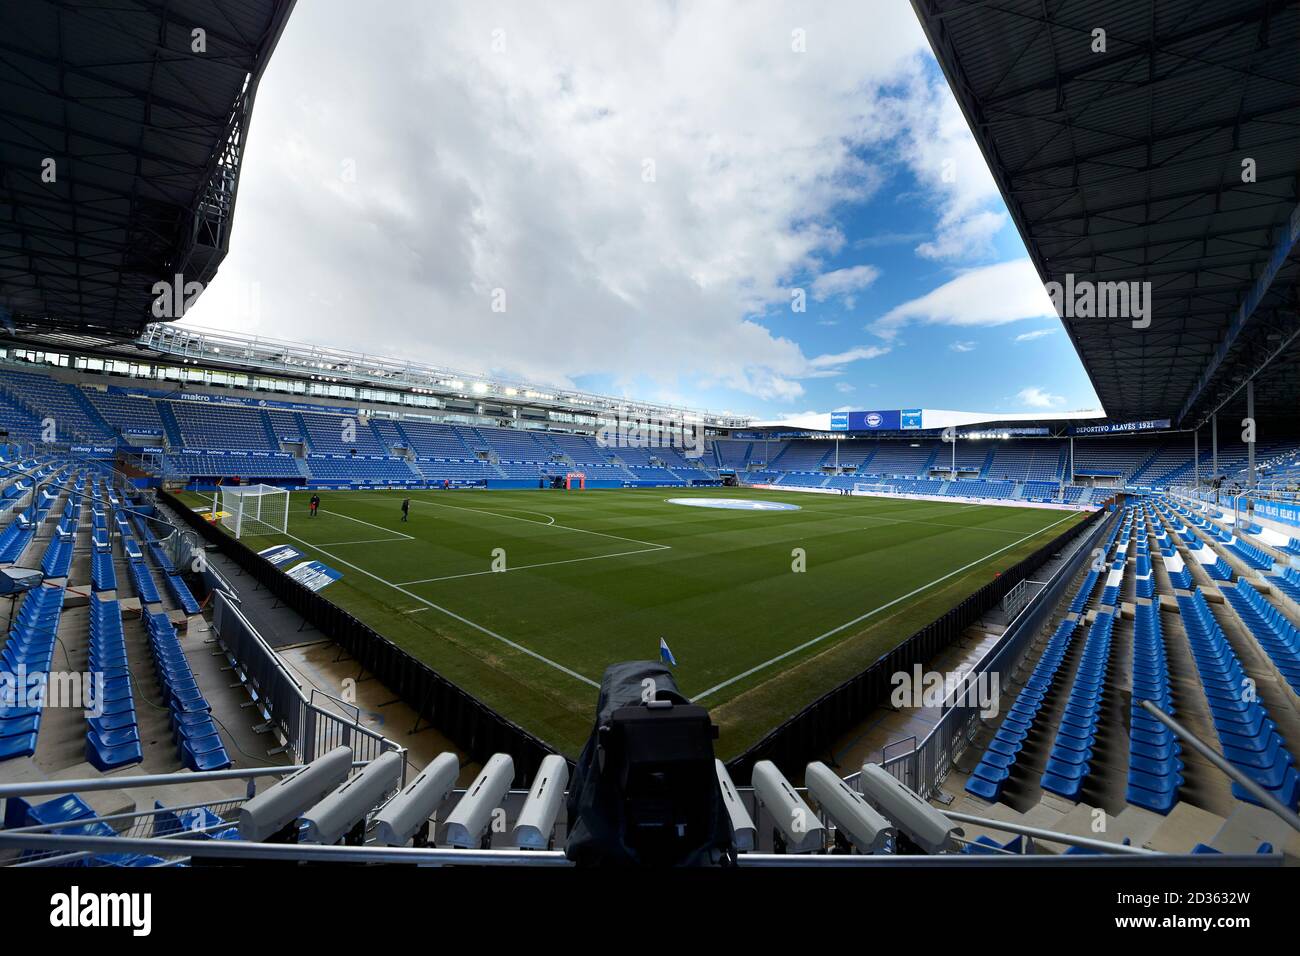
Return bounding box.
[220,484,290,539]
[852,482,898,497]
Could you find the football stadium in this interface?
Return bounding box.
[0,0,1298,919]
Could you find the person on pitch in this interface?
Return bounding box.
[401,497,410,522]
[309,493,321,518]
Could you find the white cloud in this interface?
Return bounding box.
[807,345,891,368]
[877,61,1008,261]
[870,259,1053,339]
[949,340,976,352]
[811,265,881,306]
[182,0,935,407]
[834,382,856,393]
[1017,386,1065,409]
[1014,327,1059,343]
[916,210,1007,261]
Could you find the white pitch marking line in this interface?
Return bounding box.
[798,505,1035,536]
[403,496,668,551]
[693,511,1078,701]
[312,507,416,540]
[282,531,599,688]
[396,545,669,586]
[481,507,557,526]
[314,537,413,547]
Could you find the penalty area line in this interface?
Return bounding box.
[406,496,666,550]
[314,536,415,546]
[281,531,599,689]
[396,544,670,585]
[693,511,1078,702]
[310,506,416,541]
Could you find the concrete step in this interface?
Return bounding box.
[1142,800,1227,853]
[1209,802,1300,859]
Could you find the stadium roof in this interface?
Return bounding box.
[0,0,296,338]
[0,321,752,429]
[914,0,1300,427]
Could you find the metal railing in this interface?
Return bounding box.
[0,762,367,868]
[0,831,1276,866]
[875,507,1117,798]
[0,754,1284,865]
[0,715,1283,866]
[211,590,406,778]
[0,762,1280,867]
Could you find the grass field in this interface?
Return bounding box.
[182,486,1088,758]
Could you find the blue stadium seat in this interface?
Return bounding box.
[1175,589,1299,810]
[965,619,1081,802]
[142,612,231,771]
[0,586,67,762]
[1125,602,1182,813]
[1040,612,1116,801]
[84,595,141,771]
[1220,581,1300,695]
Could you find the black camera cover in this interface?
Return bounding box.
[564,661,733,866]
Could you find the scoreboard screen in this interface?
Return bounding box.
[848,410,901,430]
[831,409,925,431]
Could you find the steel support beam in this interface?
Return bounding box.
[1193,428,1199,488]
[1247,380,1256,489]
[1212,414,1218,478]
[1178,202,1300,425]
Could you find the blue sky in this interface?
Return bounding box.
[572,185,1101,418]
[183,1,1102,421]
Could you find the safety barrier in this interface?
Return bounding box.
[873,508,1118,798]
[160,490,560,784]
[211,592,404,772]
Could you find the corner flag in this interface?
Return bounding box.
[659,637,677,667]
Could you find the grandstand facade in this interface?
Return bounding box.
[4,338,1296,500]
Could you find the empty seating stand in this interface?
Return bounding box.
[1221,581,1300,696]
[1226,536,1274,571]
[1125,603,1183,813]
[85,595,142,770]
[142,533,202,614]
[961,833,1025,855]
[3,793,168,867]
[0,586,67,761]
[965,619,1080,802]
[1040,611,1116,801]
[1135,550,1154,600]
[1099,557,1125,606]
[1175,589,1299,810]
[143,612,231,771]
[152,801,240,841]
[39,519,77,579]
[127,554,162,605]
[1161,547,1193,589]
[162,571,202,615]
[0,513,35,563]
[1188,539,1233,581]
[1269,566,1300,605]
[1068,569,1102,614]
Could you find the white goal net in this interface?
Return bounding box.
[219,484,290,539]
[852,482,898,497]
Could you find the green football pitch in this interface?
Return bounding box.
[183,487,1087,758]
